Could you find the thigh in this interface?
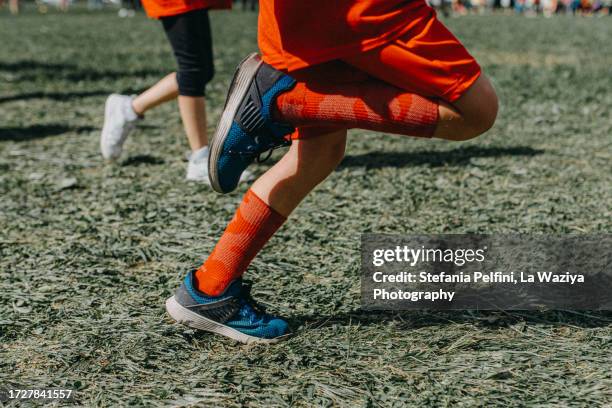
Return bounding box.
[161,9,213,71]
[343,3,481,103]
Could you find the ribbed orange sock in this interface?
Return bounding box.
[275,80,439,138]
[194,189,286,296]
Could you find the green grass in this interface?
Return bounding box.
[1,7,611,407]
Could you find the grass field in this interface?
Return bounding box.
[1,7,611,407]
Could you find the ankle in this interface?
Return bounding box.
[130,98,145,118]
[194,267,225,297]
[190,145,209,162]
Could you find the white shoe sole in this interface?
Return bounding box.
[208,53,263,193]
[165,295,287,345]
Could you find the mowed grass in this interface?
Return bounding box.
[1,7,611,407]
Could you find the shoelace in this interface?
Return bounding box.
[228,137,291,163]
[239,282,268,322]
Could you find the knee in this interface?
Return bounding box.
[475,84,499,135]
[455,85,499,141]
[176,67,214,97]
[461,106,498,141]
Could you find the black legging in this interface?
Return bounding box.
[161,8,214,97]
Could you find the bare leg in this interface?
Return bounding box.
[433,75,499,141]
[131,72,207,151]
[252,129,347,216]
[178,96,208,151]
[132,73,179,115]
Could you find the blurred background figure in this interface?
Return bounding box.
[2,0,20,14]
[87,0,103,10]
[429,0,452,17]
[238,0,257,11]
[117,0,139,17]
[514,0,527,13]
[425,0,611,14]
[541,0,557,16]
[100,0,253,183]
[598,0,612,14]
[36,0,71,12]
[500,0,513,14]
[241,0,256,11]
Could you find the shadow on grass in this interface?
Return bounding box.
[0,60,166,83]
[288,309,612,330]
[1,90,109,104]
[0,88,147,104]
[339,146,544,169]
[122,155,165,166]
[0,61,73,71]
[0,124,96,142]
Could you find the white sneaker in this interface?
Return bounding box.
[186,146,210,182]
[186,146,255,185]
[100,94,140,160]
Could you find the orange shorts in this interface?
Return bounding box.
[262,2,481,140]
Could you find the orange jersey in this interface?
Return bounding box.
[258,0,429,72]
[141,0,231,19]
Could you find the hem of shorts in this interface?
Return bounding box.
[178,90,207,97]
[441,67,482,103]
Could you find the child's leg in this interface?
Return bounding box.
[277,75,497,142]
[274,77,440,139]
[165,131,334,342]
[159,9,215,152]
[130,72,210,152]
[195,129,347,295]
[430,76,498,141]
[344,29,498,141]
[275,12,497,142]
[177,96,208,151]
[251,129,347,216]
[131,73,179,115]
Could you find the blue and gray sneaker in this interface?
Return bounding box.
[165,271,290,344]
[208,53,297,194]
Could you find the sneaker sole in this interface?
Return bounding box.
[165,295,288,345]
[208,53,263,193]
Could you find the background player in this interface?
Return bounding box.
[100,0,252,183]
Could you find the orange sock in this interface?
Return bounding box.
[195,189,286,296]
[275,80,439,138]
